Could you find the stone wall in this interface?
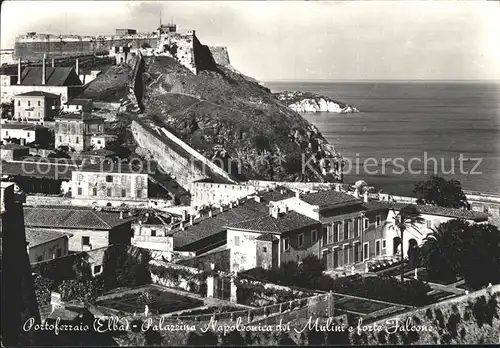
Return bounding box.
[191,181,256,208]
[131,119,236,192]
[245,180,341,193]
[208,46,230,66]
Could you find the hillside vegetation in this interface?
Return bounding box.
[140,57,343,182]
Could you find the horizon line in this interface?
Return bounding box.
[261,78,500,83]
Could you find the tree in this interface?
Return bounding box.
[413,175,468,208]
[420,219,470,283]
[299,255,325,288]
[420,220,500,289]
[101,245,151,290]
[390,204,424,282]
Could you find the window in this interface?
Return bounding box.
[354,218,359,238]
[121,189,127,198]
[322,225,328,245]
[26,132,31,138]
[150,229,156,237]
[311,229,318,243]
[283,238,290,251]
[94,265,102,274]
[262,246,267,253]
[97,140,101,144]
[375,240,381,256]
[38,101,41,106]
[426,220,433,229]
[27,112,30,117]
[234,236,240,246]
[364,218,369,230]
[92,187,97,196]
[343,220,350,240]
[334,223,339,242]
[363,242,369,261]
[333,248,339,268]
[354,243,360,263]
[76,136,79,144]
[82,236,90,246]
[382,239,387,249]
[5,131,8,136]
[376,215,382,227]
[106,175,113,183]
[298,233,304,247]
[17,100,20,106]
[77,187,82,195]
[343,245,350,265]
[121,175,127,185]
[59,136,62,142]
[136,189,142,198]
[37,255,43,262]
[28,101,31,106]
[326,225,333,244]
[106,188,112,197]
[56,248,62,258]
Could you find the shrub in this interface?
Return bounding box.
[434,308,445,328]
[447,313,461,338]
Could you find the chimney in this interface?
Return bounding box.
[181,210,187,221]
[51,58,55,67]
[17,58,21,84]
[295,190,300,199]
[42,54,46,85]
[220,205,224,213]
[209,209,213,218]
[190,215,194,225]
[119,211,124,219]
[363,190,369,203]
[75,58,79,75]
[269,204,279,219]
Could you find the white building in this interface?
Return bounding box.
[25,228,71,263]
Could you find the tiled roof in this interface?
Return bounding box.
[299,190,362,207]
[256,234,278,242]
[15,91,60,98]
[1,160,78,180]
[0,122,47,130]
[24,206,135,230]
[25,228,71,247]
[0,144,29,150]
[55,113,104,121]
[224,211,319,234]
[78,161,148,174]
[19,67,80,86]
[364,200,488,222]
[172,190,305,249]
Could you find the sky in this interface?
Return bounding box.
[1,0,499,81]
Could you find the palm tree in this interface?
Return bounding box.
[390,204,424,282]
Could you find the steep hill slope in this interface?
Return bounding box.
[141,56,343,182]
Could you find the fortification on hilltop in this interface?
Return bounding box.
[13,22,231,74]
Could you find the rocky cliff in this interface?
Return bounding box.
[140,57,343,182]
[275,91,359,113]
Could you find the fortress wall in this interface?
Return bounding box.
[131,120,210,191]
[155,33,197,74]
[208,46,230,66]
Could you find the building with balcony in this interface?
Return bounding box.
[13,91,61,125]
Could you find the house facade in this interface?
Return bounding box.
[54,113,104,152]
[62,98,93,113]
[13,91,61,125]
[25,228,71,263]
[131,211,177,252]
[71,163,149,203]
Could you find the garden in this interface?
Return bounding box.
[96,286,204,315]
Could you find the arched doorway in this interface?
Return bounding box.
[393,237,401,256]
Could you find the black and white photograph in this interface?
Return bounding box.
[1,0,499,346]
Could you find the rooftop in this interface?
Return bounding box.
[65,98,93,106]
[0,143,29,150]
[1,160,78,180]
[15,91,60,98]
[0,122,47,130]
[224,211,320,234]
[364,200,489,222]
[55,113,104,121]
[25,228,71,248]
[24,206,135,230]
[77,161,148,174]
[19,66,81,86]
[79,148,116,157]
[172,190,297,249]
[299,189,362,207]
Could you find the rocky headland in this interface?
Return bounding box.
[275,91,359,113]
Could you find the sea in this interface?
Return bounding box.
[264,81,500,196]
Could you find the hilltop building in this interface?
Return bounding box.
[1,55,82,103]
[13,91,61,125]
